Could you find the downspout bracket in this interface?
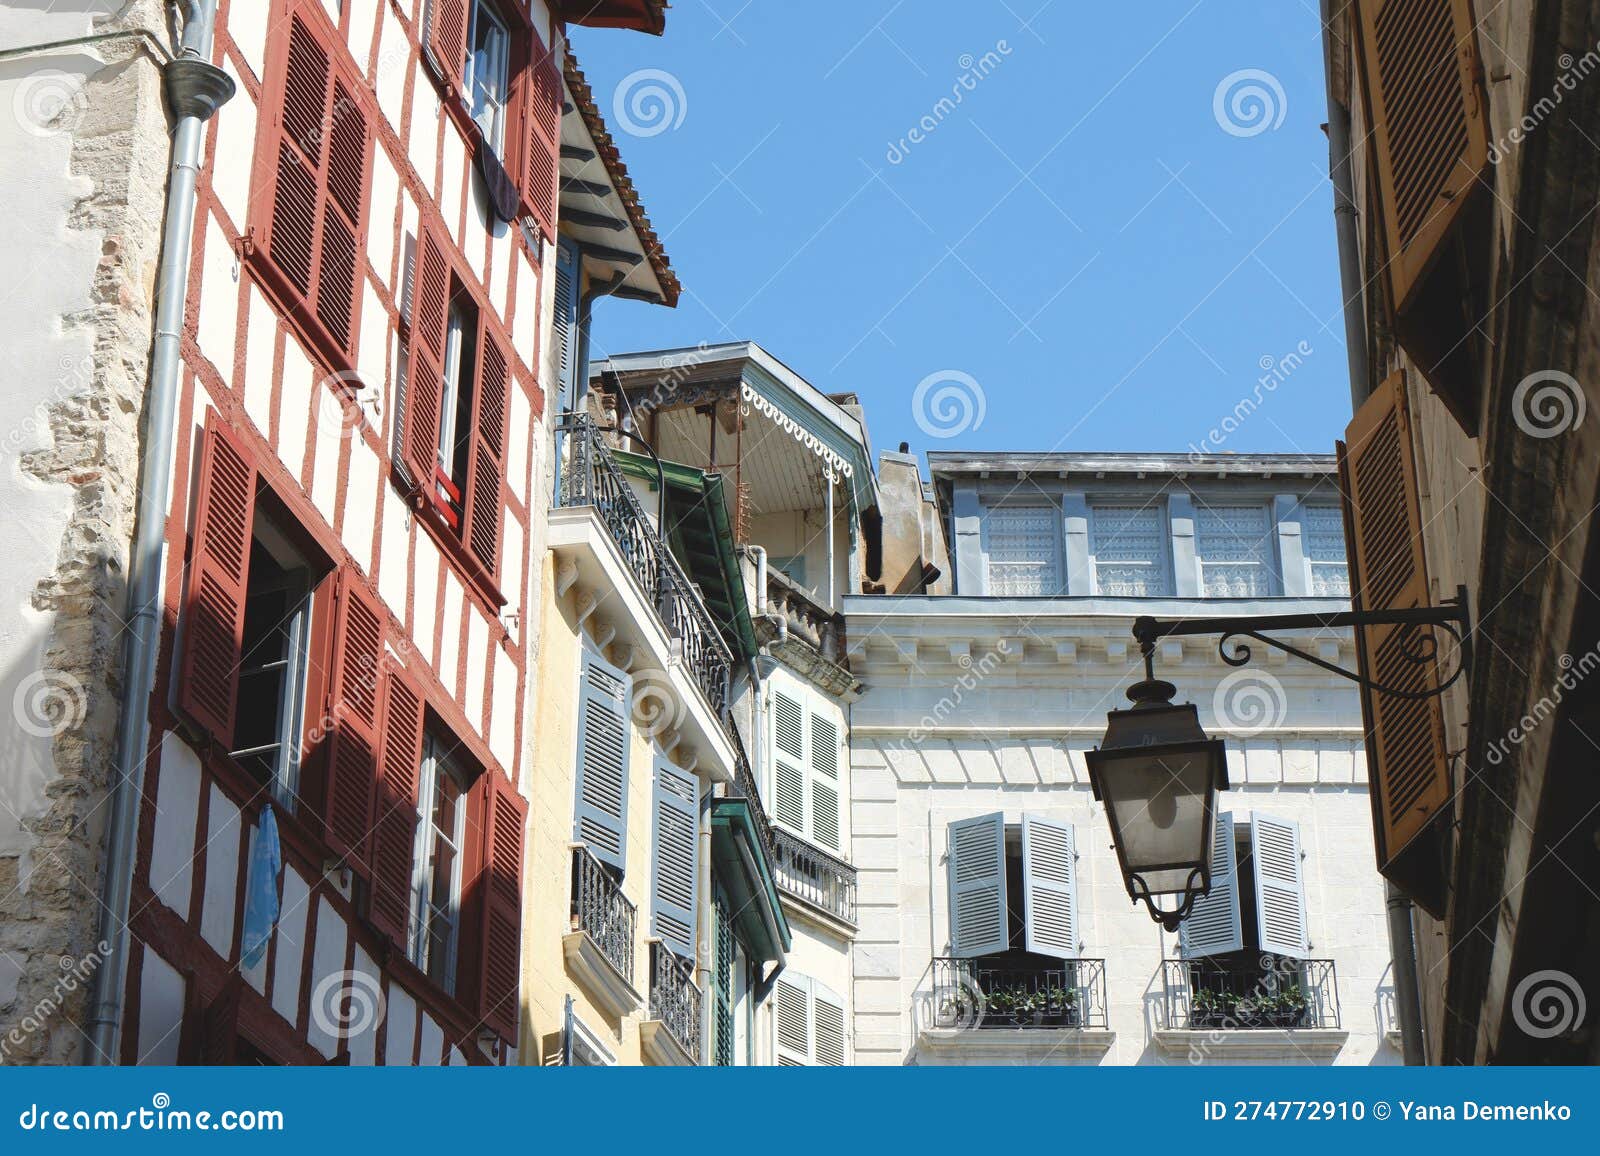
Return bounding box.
[163,58,233,121]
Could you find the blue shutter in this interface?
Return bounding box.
[1251,812,1310,959]
[1179,812,1243,958]
[574,648,630,871]
[650,757,700,960]
[554,236,582,412]
[947,813,1008,957]
[771,689,807,834]
[1021,815,1079,960]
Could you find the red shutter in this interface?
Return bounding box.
[266,14,330,297]
[314,77,369,352]
[368,669,425,948]
[426,0,471,96]
[402,227,452,490]
[322,571,384,870]
[475,774,527,1041]
[177,416,258,743]
[520,38,561,240]
[464,328,509,577]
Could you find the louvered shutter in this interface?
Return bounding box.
[314,76,368,353]
[1179,812,1243,959]
[812,982,847,1066]
[574,648,631,871]
[1021,815,1079,960]
[809,709,840,851]
[177,416,257,742]
[368,669,424,947]
[425,0,471,95]
[773,977,811,1066]
[650,758,700,960]
[476,773,528,1041]
[1355,0,1487,309]
[201,974,244,1065]
[519,37,561,240]
[322,571,384,871]
[465,327,509,577]
[401,227,451,490]
[1338,373,1451,862]
[947,813,1008,957]
[1251,812,1310,959]
[771,689,806,833]
[265,15,328,300]
[553,237,581,410]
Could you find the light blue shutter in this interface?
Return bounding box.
[554,236,582,412]
[773,977,810,1065]
[1021,815,1079,960]
[947,813,1008,957]
[1251,812,1310,959]
[812,981,847,1066]
[771,690,807,833]
[809,709,840,851]
[1179,812,1243,958]
[650,758,700,960]
[574,648,631,871]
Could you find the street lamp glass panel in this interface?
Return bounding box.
[1094,744,1218,894]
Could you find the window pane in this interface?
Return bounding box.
[1196,504,1274,597]
[1090,505,1170,596]
[469,3,509,151]
[985,506,1060,596]
[1302,506,1351,597]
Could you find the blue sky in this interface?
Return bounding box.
[571,2,1348,458]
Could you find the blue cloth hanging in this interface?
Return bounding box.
[240,804,282,969]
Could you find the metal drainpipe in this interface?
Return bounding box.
[1320,0,1424,1064]
[85,0,233,1065]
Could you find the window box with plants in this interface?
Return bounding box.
[981,982,1081,1029]
[1188,985,1310,1029]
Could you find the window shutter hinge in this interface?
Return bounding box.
[234,227,258,261]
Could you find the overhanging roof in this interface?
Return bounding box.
[710,799,791,962]
[928,451,1337,480]
[564,0,667,36]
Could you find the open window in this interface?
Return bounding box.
[409,730,475,993]
[465,1,511,155]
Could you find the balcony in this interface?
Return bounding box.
[563,846,641,1019]
[915,957,1115,1063]
[726,733,778,868]
[757,565,857,699]
[770,824,857,929]
[1153,957,1348,1061]
[641,941,703,1066]
[556,411,732,720]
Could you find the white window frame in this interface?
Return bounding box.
[982,502,1062,596]
[465,0,511,155]
[409,732,469,993]
[1087,500,1173,597]
[1194,501,1279,598]
[1301,504,1351,598]
[436,303,469,478]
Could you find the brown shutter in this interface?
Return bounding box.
[369,668,424,948]
[464,328,509,578]
[475,774,527,1042]
[177,415,258,743]
[401,227,452,491]
[1355,0,1488,310]
[265,14,329,298]
[426,0,471,96]
[313,76,370,352]
[322,570,384,871]
[520,38,561,240]
[1337,372,1452,863]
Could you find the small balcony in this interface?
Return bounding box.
[930,957,1109,1031]
[1160,957,1341,1031]
[564,846,641,1019]
[770,824,857,929]
[757,564,858,699]
[642,941,703,1066]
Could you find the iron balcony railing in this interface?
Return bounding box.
[571,846,637,985]
[726,733,779,869]
[556,411,733,719]
[1161,957,1341,1030]
[648,941,703,1063]
[770,824,857,927]
[929,957,1109,1030]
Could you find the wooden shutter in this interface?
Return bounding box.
[809,709,841,851]
[771,689,806,834]
[476,773,528,1041]
[649,758,700,960]
[947,813,1008,958]
[519,36,562,240]
[425,0,471,95]
[368,669,424,947]
[1021,815,1079,960]
[773,977,811,1066]
[812,982,847,1066]
[181,973,244,1065]
[178,416,258,742]
[573,648,631,871]
[314,75,369,352]
[553,237,581,409]
[1251,812,1310,959]
[1355,0,1487,309]
[401,227,451,490]
[464,327,509,577]
[1338,373,1451,862]
[322,571,384,870]
[1179,812,1243,959]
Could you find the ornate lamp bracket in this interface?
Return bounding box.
[1129,868,1209,933]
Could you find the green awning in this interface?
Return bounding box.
[710,799,791,962]
[612,449,759,663]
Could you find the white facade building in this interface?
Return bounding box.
[843,452,1401,1065]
